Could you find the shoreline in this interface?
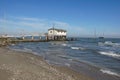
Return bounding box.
[1,46,120,80]
[0,47,93,80]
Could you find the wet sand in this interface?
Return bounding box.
[0,47,93,80]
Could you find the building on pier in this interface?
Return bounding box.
[48,28,67,40]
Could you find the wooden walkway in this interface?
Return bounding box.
[0,37,76,46]
[10,39,49,42]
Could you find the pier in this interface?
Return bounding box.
[0,28,76,46]
[0,35,76,46]
[0,36,74,46]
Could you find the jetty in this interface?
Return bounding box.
[0,28,76,46]
[0,36,73,46]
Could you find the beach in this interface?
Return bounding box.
[0,47,93,80]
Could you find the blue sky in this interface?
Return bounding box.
[0,0,120,37]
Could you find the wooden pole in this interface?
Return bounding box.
[32,35,34,40]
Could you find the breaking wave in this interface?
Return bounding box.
[71,47,85,50]
[61,43,67,46]
[98,41,120,47]
[99,51,120,58]
[65,63,71,67]
[100,69,120,77]
[61,43,70,47]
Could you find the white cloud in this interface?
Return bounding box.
[51,21,70,27]
[0,16,87,37]
[0,16,73,29]
[19,17,40,21]
[0,17,48,28]
[1,16,120,38]
[14,17,46,22]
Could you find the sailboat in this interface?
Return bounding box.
[98,33,104,39]
[98,36,104,39]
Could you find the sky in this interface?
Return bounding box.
[0,0,120,38]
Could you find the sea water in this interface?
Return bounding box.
[9,38,120,80]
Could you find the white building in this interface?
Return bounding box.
[48,28,67,40]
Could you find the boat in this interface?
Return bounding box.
[98,37,104,39]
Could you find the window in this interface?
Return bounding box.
[50,31,52,33]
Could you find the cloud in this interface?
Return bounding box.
[0,17,48,28]
[51,21,70,27]
[13,16,46,22]
[0,16,73,29]
[18,17,40,21]
[3,16,117,38]
[0,16,87,36]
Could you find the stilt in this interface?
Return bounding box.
[39,36,41,40]
[31,36,34,40]
[22,36,25,40]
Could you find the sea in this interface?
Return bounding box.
[8,38,120,80]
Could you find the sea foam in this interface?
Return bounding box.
[98,41,120,47]
[100,69,120,77]
[99,51,120,58]
[65,63,71,67]
[71,47,85,50]
[61,43,67,46]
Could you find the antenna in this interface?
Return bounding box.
[94,28,97,42]
[52,23,55,29]
[94,28,96,38]
[103,32,104,37]
[52,23,55,40]
[3,9,6,35]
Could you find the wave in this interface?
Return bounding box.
[98,41,120,47]
[58,55,73,61]
[104,41,114,46]
[61,43,67,46]
[100,69,120,77]
[98,42,105,46]
[58,55,70,59]
[65,63,71,67]
[71,47,85,50]
[23,48,33,52]
[61,43,70,47]
[10,48,35,54]
[10,48,23,52]
[99,51,120,58]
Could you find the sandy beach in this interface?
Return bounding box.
[0,47,93,80]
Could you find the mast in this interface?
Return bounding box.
[2,9,6,36]
[94,28,96,38]
[53,24,55,40]
[94,28,97,42]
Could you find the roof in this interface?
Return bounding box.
[48,28,67,32]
